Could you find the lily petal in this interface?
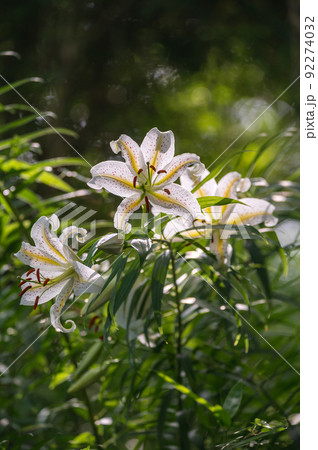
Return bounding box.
[181,167,217,198]
[30,216,68,266]
[222,198,278,227]
[140,127,175,171]
[15,242,66,271]
[72,261,105,296]
[163,217,208,240]
[114,194,144,233]
[59,226,87,246]
[148,183,201,225]
[209,230,232,266]
[88,161,138,197]
[110,134,146,175]
[50,279,76,333]
[216,172,247,199]
[20,275,70,306]
[154,153,202,187]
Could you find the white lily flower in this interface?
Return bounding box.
[88,127,203,233]
[164,167,278,265]
[15,215,104,333]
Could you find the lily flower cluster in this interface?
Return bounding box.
[164,167,278,264]
[15,127,278,333]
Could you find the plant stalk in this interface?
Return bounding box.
[63,335,102,446]
[169,244,188,448]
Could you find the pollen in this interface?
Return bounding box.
[138,169,143,175]
[164,189,171,195]
[133,176,137,188]
[26,268,35,276]
[157,170,167,174]
[150,165,156,172]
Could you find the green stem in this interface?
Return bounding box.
[169,244,188,448]
[170,248,182,385]
[63,335,102,446]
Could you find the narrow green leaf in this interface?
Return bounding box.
[197,196,245,209]
[0,114,38,135]
[67,363,107,394]
[0,128,78,151]
[37,171,73,192]
[0,77,43,96]
[278,247,288,277]
[33,157,88,169]
[109,254,141,317]
[151,250,170,327]
[85,253,128,316]
[72,341,104,380]
[157,372,231,427]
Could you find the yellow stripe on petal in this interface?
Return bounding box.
[20,247,61,266]
[42,223,68,263]
[119,139,140,173]
[223,177,240,198]
[114,194,144,233]
[154,154,201,187]
[89,160,138,197]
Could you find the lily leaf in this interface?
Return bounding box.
[197,196,245,208]
[157,371,231,427]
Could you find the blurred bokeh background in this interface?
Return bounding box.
[1,0,299,166]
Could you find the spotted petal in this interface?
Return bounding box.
[148,183,201,225]
[15,242,66,272]
[140,127,175,172]
[30,216,68,266]
[72,261,105,296]
[50,279,76,333]
[153,153,202,187]
[88,161,138,197]
[222,198,278,227]
[110,134,146,175]
[114,194,144,233]
[20,274,70,306]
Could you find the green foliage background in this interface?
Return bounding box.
[0,1,299,449]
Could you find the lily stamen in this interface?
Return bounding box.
[133,176,138,188]
[18,278,32,287]
[20,285,32,297]
[138,168,143,175]
[36,268,41,283]
[33,296,40,310]
[157,170,167,174]
[164,188,171,195]
[145,196,150,213]
[43,278,50,287]
[26,268,35,276]
[150,165,156,172]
